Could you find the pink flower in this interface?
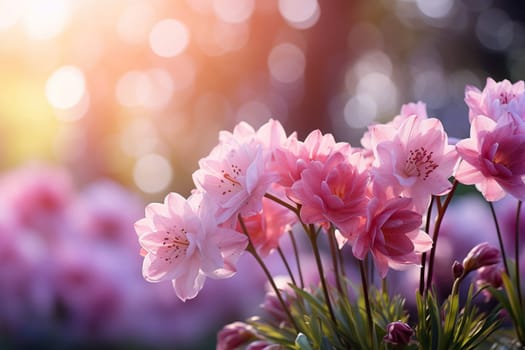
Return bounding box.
[237,187,297,257]
[289,151,369,239]
[193,129,278,225]
[353,195,432,278]
[134,192,248,301]
[455,115,525,201]
[462,242,500,274]
[361,101,428,152]
[271,129,352,189]
[371,115,458,212]
[465,78,525,122]
[384,321,414,345]
[216,321,258,350]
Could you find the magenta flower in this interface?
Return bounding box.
[465,78,525,122]
[462,242,500,274]
[289,151,369,239]
[371,115,458,212]
[216,321,258,350]
[134,192,247,301]
[455,115,525,201]
[384,321,414,345]
[353,195,432,278]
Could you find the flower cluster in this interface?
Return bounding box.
[135,77,525,349]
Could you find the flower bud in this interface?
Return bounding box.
[476,264,504,301]
[217,322,257,350]
[383,321,414,346]
[452,260,464,279]
[462,242,500,274]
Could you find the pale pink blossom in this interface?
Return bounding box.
[353,195,432,278]
[289,151,369,239]
[217,321,258,350]
[193,136,277,224]
[134,192,247,301]
[465,77,525,122]
[455,115,525,201]
[361,101,428,152]
[371,115,458,212]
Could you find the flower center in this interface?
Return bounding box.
[219,164,242,195]
[162,227,189,261]
[499,92,515,105]
[404,147,438,180]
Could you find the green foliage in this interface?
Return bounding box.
[415,285,502,350]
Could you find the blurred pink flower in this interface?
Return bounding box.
[465,78,525,122]
[455,115,525,201]
[135,192,247,301]
[353,195,432,278]
[289,151,369,239]
[462,242,500,274]
[216,321,258,350]
[371,115,458,212]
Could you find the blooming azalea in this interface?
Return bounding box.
[371,115,458,212]
[465,77,525,122]
[193,136,277,225]
[352,193,432,278]
[134,192,247,301]
[455,115,525,201]
[289,151,369,239]
[271,129,352,189]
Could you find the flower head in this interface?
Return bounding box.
[462,242,500,274]
[371,115,458,212]
[353,194,432,278]
[384,321,414,345]
[465,78,525,122]
[455,115,525,201]
[289,151,369,239]
[217,321,258,350]
[134,192,247,301]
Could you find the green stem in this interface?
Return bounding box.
[359,259,376,349]
[515,200,523,309]
[307,224,337,326]
[288,230,304,289]
[238,215,299,332]
[488,202,510,276]
[277,247,297,287]
[420,196,434,295]
[426,180,458,292]
[328,225,344,296]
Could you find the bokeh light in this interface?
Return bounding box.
[149,19,190,58]
[45,65,86,111]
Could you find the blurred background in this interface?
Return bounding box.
[0,0,524,348]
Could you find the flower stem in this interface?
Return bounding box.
[327,225,344,296]
[515,200,523,309]
[288,230,304,289]
[419,196,434,295]
[359,259,376,349]
[426,179,458,292]
[264,192,298,213]
[488,202,510,276]
[277,246,297,286]
[238,215,299,332]
[307,224,337,326]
